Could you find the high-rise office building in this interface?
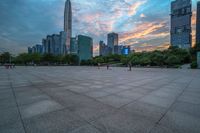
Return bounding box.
[99,41,106,56]
[78,35,93,62]
[28,44,43,54]
[107,32,118,54]
[28,47,32,54]
[70,37,78,54]
[170,0,192,48]
[64,0,72,54]
[196,1,200,48]
[42,32,67,55]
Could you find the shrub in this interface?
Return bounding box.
[165,55,181,66]
[191,61,198,69]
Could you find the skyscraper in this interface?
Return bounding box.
[170,0,192,48]
[196,1,200,48]
[78,35,93,62]
[42,32,67,55]
[70,37,78,54]
[107,32,118,54]
[64,0,72,54]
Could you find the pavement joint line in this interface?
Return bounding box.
[116,76,180,110]
[7,69,27,133]
[148,73,196,133]
[12,68,106,133]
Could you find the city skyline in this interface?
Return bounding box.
[0,0,197,56]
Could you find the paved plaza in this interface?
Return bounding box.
[0,66,200,133]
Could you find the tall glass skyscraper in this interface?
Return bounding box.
[64,0,72,54]
[170,0,192,48]
[107,32,118,54]
[196,1,200,48]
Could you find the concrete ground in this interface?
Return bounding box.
[0,66,200,133]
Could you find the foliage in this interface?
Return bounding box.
[82,47,192,67]
[4,47,193,68]
[191,61,198,69]
[0,52,11,63]
[165,55,181,66]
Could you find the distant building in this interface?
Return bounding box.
[70,37,78,54]
[42,31,67,55]
[28,44,43,54]
[28,47,32,54]
[196,1,200,48]
[78,35,93,62]
[170,0,192,48]
[35,44,43,54]
[99,41,107,56]
[121,46,131,55]
[107,32,118,54]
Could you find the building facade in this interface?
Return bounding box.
[170,0,192,48]
[196,1,200,48]
[107,32,119,54]
[78,35,93,62]
[42,31,67,55]
[28,44,43,54]
[64,0,72,54]
[70,37,78,54]
[121,46,131,55]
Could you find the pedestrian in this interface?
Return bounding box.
[128,62,132,71]
[107,63,109,70]
[98,63,100,69]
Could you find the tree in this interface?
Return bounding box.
[165,55,181,66]
[131,56,140,66]
[69,54,79,65]
[0,52,11,63]
[42,54,55,64]
[94,57,104,64]
[140,56,151,66]
[150,52,165,66]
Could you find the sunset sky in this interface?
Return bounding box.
[0,0,197,56]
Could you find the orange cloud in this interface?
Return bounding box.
[128,1,147,16]
[120,22,167,43]
[134,43,170,52]
[140,13,146,18]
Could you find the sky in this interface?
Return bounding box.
[0,0,198,56]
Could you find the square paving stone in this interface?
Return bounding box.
[139,95,175,108]
[16,94,51,106]
[20,99,64,119]
[0,97,17,109]
[0,122,25,133]
[97,95,134,108]
[0,90,14,100]
[91,110,155,133]
[71,100,116,122]
[85,90,111,98]
[115,90,144,100]
[24,109,87,133]
[0,107,20,126]
[170,101,200,118]
[178,95,200,104]
[123,101,167,122]
[159,111,200,133]
[149,125,176,133]
[70,124,102,133]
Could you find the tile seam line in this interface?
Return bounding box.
[13,68,105,133]
[7,70,27,133]
[148,73,196,133]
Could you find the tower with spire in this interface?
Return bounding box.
[64,0,72,54]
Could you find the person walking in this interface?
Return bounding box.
[107,63,109,70]
[128,62,132,71]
